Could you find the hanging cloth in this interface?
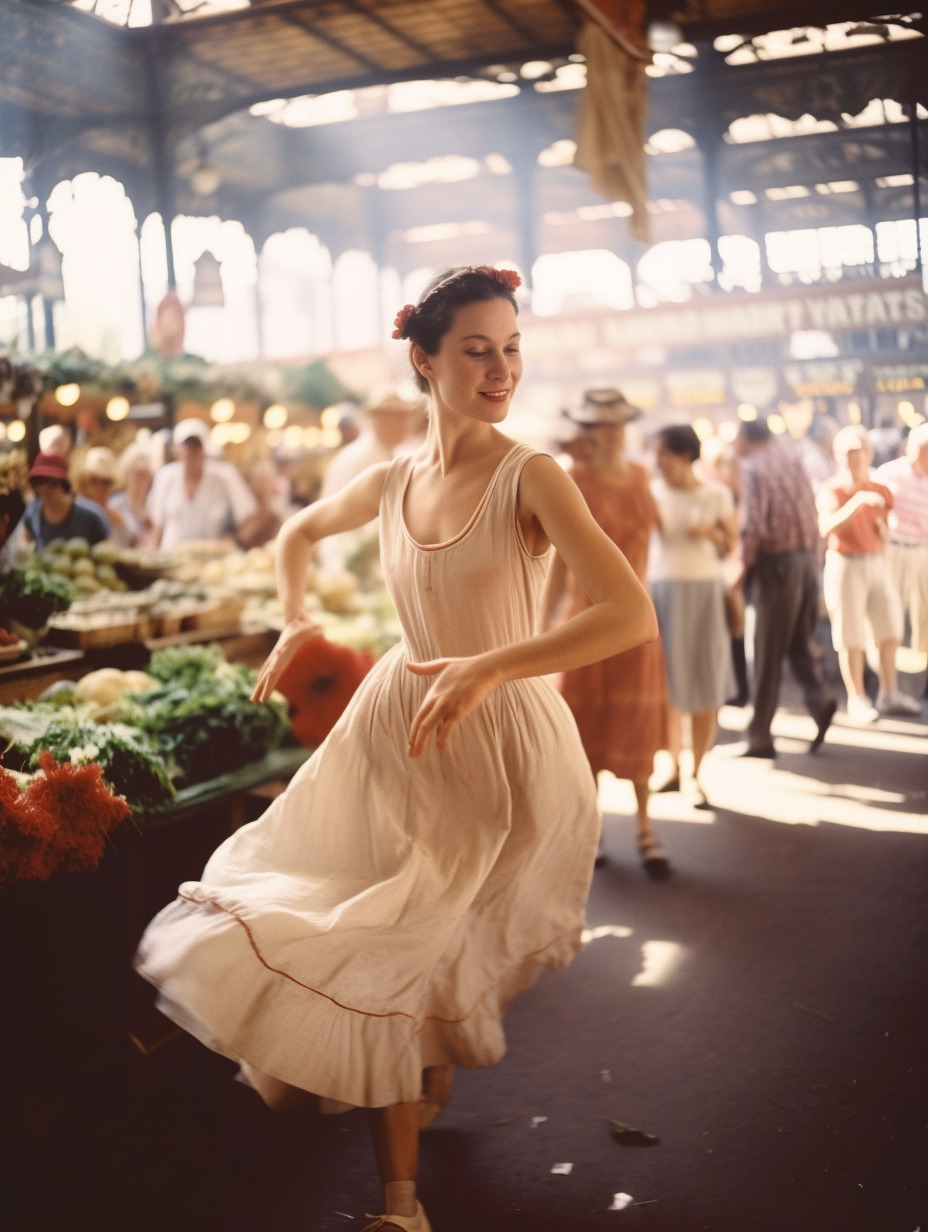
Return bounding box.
[573,15,651,243]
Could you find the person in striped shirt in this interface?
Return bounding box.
[875,422,928,667]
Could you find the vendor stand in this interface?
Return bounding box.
[0,540,397,1118]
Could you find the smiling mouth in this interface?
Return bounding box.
[481,390,510,401]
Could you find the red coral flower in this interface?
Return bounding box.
[477,265,522,292]
[392,304,417,340]
[276,634,373,748]
[0,764,57,886]
[25,753,132,876]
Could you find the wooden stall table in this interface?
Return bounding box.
[3,745,311,1115]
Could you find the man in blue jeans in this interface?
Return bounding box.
[735,419,837,757]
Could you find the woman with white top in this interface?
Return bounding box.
[649,423,736,806]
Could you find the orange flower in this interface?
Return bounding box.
[0,764,56,886]
[25,753,131,876]
[276,634,373,748]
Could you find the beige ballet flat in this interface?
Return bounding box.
[362,1201,432,1231]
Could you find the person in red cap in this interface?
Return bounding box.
[21,452,111,550]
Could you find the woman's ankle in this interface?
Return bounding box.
[384,1180,417,1217]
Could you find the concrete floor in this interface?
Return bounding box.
[4,681,927,1232]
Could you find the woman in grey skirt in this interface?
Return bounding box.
[649,424,736,807]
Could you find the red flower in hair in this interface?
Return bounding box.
[478,266,522,293]
[392,304,417,340]
[276,634,373,749]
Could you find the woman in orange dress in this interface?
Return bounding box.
[542,389,670,877]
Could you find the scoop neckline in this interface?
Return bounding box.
[399,443,521,552]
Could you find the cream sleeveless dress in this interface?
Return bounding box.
[135,443,600,1108]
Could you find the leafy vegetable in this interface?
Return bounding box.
[21,714,175,815]
[146,642,226,690]
[0,564,72,628]
[126,669,289,786]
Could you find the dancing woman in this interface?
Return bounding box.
[135,266,657,1231]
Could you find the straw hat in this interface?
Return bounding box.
[567,388,642,427]
[82,446,118,482]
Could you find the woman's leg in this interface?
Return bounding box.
[690,710,717,781]
[367,1102,420,1216]
[633,779,670,877]
[419,1064,454,1130]
[654,709,682,790]
[877,639,900,698]
[838,646,867,702]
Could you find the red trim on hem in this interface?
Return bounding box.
[178,888,576,1026]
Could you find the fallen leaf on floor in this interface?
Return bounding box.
[551,1162,573,1175]
[792,1001,837,1023]
[608,1193,633,1210]
[530,1115,548,1128]
[608,1117,660,1146]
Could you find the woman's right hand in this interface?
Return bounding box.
[251,612,321,702]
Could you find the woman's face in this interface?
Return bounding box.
[656,441,692,485]
[586,421,625,465]
[415,298,522,424]
[83,474,115,506]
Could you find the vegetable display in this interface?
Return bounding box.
[0,644,290,815]
[0,564,73,629]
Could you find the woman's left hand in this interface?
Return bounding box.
[406,655,500,756]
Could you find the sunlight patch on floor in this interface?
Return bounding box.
[703,750,928,834]
[632,940,686,987]
[718,704,927,755]
[597,768,716,825]
[581,923,634,944]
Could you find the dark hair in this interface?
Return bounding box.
[0,488,25,532]
[401,266,520,393]
[737,418,772,444]
[657,423,701,463]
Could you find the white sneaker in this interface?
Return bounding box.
[847,697,880,724]
[877,692,923,717]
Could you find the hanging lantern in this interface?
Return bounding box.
[190,250,224,307]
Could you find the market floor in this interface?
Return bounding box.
[3,684,927,1232]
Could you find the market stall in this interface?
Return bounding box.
[0,535,399,1063]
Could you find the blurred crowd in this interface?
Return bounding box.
[0,388,924,860]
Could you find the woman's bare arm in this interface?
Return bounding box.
[407,454,657,754]
[251,463,389,701]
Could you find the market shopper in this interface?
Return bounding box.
[0,451,28,570]
[875,422,928,666]
[20,451,111,550]
[75,446,131,545]
[146,417,259,551]
[735,418,837,756]
[649,423,736,807]
[107,440,156,548]
[817,424,921,721]
[316,389,424,575]
[540,388,671,877]
[134,265,657,1232]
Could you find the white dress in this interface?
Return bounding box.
[135,444,600,1108]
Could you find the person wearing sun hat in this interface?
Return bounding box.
[317,388,425,574]
[146,416,259,550]
[0,451,30,570]
[542,385,672,878]
[569,386,643,427]
[21,451,112,550]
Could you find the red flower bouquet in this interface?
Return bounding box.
[0,754,131,887]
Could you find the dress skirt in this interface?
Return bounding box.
[650,577,734,712]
